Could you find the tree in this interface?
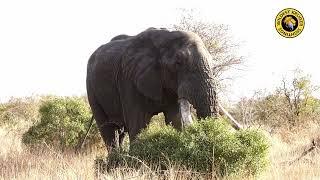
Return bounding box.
[172,9,244,92]
[232,69,320,129]
[279,68,320,125]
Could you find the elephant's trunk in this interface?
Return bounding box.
[178,78,218,128]
[196,90,217,118]
[191,77,218,119]
[177,53,218,127]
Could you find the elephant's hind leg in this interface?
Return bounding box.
[88,96,118,151]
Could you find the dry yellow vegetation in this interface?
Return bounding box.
[1,121,320,180]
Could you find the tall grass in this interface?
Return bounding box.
[1,120,320,179]
[1,96,320,179]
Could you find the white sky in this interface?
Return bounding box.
[0,0,319,103]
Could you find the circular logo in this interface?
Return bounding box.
[275,8,305,38]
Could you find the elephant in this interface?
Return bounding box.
[110,34,132,41]
[86,27,228,151]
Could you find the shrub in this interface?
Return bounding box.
[22,96,101,150]
[233,69,320,129]
[0,97,40,127]
[104,118,270,177]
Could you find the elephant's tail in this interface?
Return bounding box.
[76,115,95,151]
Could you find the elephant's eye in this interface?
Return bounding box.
[175,59,182,66]
[176,51,184,58]
[175,51,185,67]
[175,58,183,68]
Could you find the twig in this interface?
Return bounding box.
[289,139,318,165]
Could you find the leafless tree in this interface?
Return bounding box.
[172,9,244,91]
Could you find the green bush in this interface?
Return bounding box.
[22,96,101,150]
[105,118,270,176]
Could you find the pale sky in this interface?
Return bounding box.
[0,0,319,103]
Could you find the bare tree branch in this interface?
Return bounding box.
[172,9,245,92]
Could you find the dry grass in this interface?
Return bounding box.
[259,122,320,180]
[1,122,320,180]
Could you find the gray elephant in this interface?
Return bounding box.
[86,28,219,150]
[110,34,132,41]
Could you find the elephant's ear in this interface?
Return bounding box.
[122,38,162,101]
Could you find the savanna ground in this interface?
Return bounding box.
[1,107,320,180]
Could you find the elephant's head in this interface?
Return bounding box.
[124,28,218,128]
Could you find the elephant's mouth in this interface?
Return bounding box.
[178,98,193,128]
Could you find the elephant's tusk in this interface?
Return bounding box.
[178,98,193,128]
[218,103,243,130]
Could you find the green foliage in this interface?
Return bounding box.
[22,96,101,150]
[279,69,320,118]
[105,118,270,176]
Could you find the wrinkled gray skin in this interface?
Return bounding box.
[86,28,218,151]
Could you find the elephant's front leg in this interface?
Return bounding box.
[119,83,153,142]
[164,103,182,130]
[123,108,152,142]
[118,126,126,148]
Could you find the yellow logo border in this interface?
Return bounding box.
[275,8,305,38]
